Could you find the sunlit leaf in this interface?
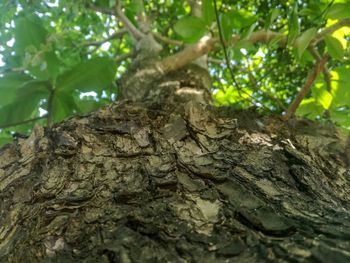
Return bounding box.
[296,98,324,118]
[312,85,333,109]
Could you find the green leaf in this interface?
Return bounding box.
[201,0,215,25]
[330,109,350,127]
[324,36,344,60]
[287,3,300,46]
[240,23,257,41]
[129,0,144,14]
[325,3,350,19]
[312,86,333,109]
[56,57,116,92]
[174,16,207,43]
[265,9,279,30]
[52,90,81,122]
[295,27,317,58]
[330,67,350,106]
[0,92,42,127]
[296,98,324,118]
[220,13,235,41]
[16,80,50,98]
[0,136,13,147]
[27,51,63,80]
[14,14,48,55]
[0,73,33,105]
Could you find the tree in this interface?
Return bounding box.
[0,0,350,262]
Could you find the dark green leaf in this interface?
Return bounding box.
[0,92,42,127]
[56,57,116,92]
[265,9,279,30]
[16,80,50,98]
[240,23,257,41]
[201,0,215,25]
[174,16,207,43]
[220,13,235,41]
[287,3,300,46]
[295,27,317,58]
[52,90,81,122]
[0,73,33,105]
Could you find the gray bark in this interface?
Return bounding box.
[0,63,350,263]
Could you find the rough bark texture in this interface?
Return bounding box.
[1,66,350,263]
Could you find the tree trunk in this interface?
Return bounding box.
[1,63,350,263]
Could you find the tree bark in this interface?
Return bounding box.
[0,63,350,263]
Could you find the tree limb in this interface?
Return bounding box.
[157,36,215,73]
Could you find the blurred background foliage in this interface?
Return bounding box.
[0,0,349,146]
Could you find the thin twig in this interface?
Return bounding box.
[83,30,127,47]
[244,58,287,110]
[0,115,47,129]
[308,46,332,92]
[115,51,136,63]
[283,55,329,121]
[86,3,115,16]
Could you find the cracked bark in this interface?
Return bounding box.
[0,61,350,263]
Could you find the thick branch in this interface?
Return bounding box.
[283,56,329,121]
[157,36,215,73]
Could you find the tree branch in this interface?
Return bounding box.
[83,29,127,47]
[283,55,329,121]
[157,36,215,73]
[85,3,115,16]
[115,2,144,40]
[115,51,136,63]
